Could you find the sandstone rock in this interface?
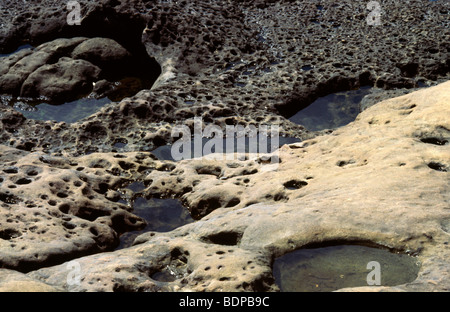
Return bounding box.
[0,0,449,293]
[0,147,169,272]
[25,81,450,292]
[28,235,275,292]
[0,269,62,292]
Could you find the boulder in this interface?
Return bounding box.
[71,37,131,79]
[0,50,52,95]
[20,57,101,102]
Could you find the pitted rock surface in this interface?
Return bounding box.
[26,81,450,292]
[0,146,173,272]
[0,0,448,155]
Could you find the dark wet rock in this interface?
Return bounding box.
[0,0,447,155]
[36,37,88,58]
[1,108,26,132]
[0,50,53,95]
[21,57,102,102]
[71,37,131,79]
[0,34,159,104]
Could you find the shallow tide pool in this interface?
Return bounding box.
[289,87,373,131]
[17,97,113,123]
[151,136,301,161]
[117,197,194,250]
[273,244,421,292]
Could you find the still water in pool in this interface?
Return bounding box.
[273,244,421,292]
[151,136,301,161]
[289,87,373,131]
[18,97,112,123]
[117,196,194,250]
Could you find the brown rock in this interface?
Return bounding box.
[25,81,450,292]
[0,269,62,292]
[20,57,101,102]
[0,148,163,272]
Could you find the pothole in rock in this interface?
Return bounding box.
[150,248,190,283]
[273,244,421,292]
[0,37,161,123]
[116,197,194,250]
[151,135,301,161]
[288,86,373,131]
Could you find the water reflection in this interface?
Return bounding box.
[117,197,194,250]
[289,87,373,131]
[273,244,421,292]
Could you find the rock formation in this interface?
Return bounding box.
[0,0,449,292]
[0,81,447,292]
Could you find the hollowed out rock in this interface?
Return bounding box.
[201,231,243,246]
[283,180,308,190]
[273,244,421,292]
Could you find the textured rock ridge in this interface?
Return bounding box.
[23,81,450,292]
[0,0,448,156]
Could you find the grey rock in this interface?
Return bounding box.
[36,37,88,57]
[71,37,131,79]
[20,57,101,102]
[0,50,52,95]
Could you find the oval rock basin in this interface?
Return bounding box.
[273,244,421,292]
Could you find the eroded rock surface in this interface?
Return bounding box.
[26,81,450,292]
[0,147,172,272]
[0,0,448,156]
[0,269,62,292]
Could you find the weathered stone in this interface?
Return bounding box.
[71,37,131,79]
[25,81,450,292]
[0,269,62,292]
[0,147,165,272]
[0,35,157,104]
[21,57,102,102]
[28,235,275,292]
[36,37,88,57]
[0,0,449,293]
[0,0,448,155]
